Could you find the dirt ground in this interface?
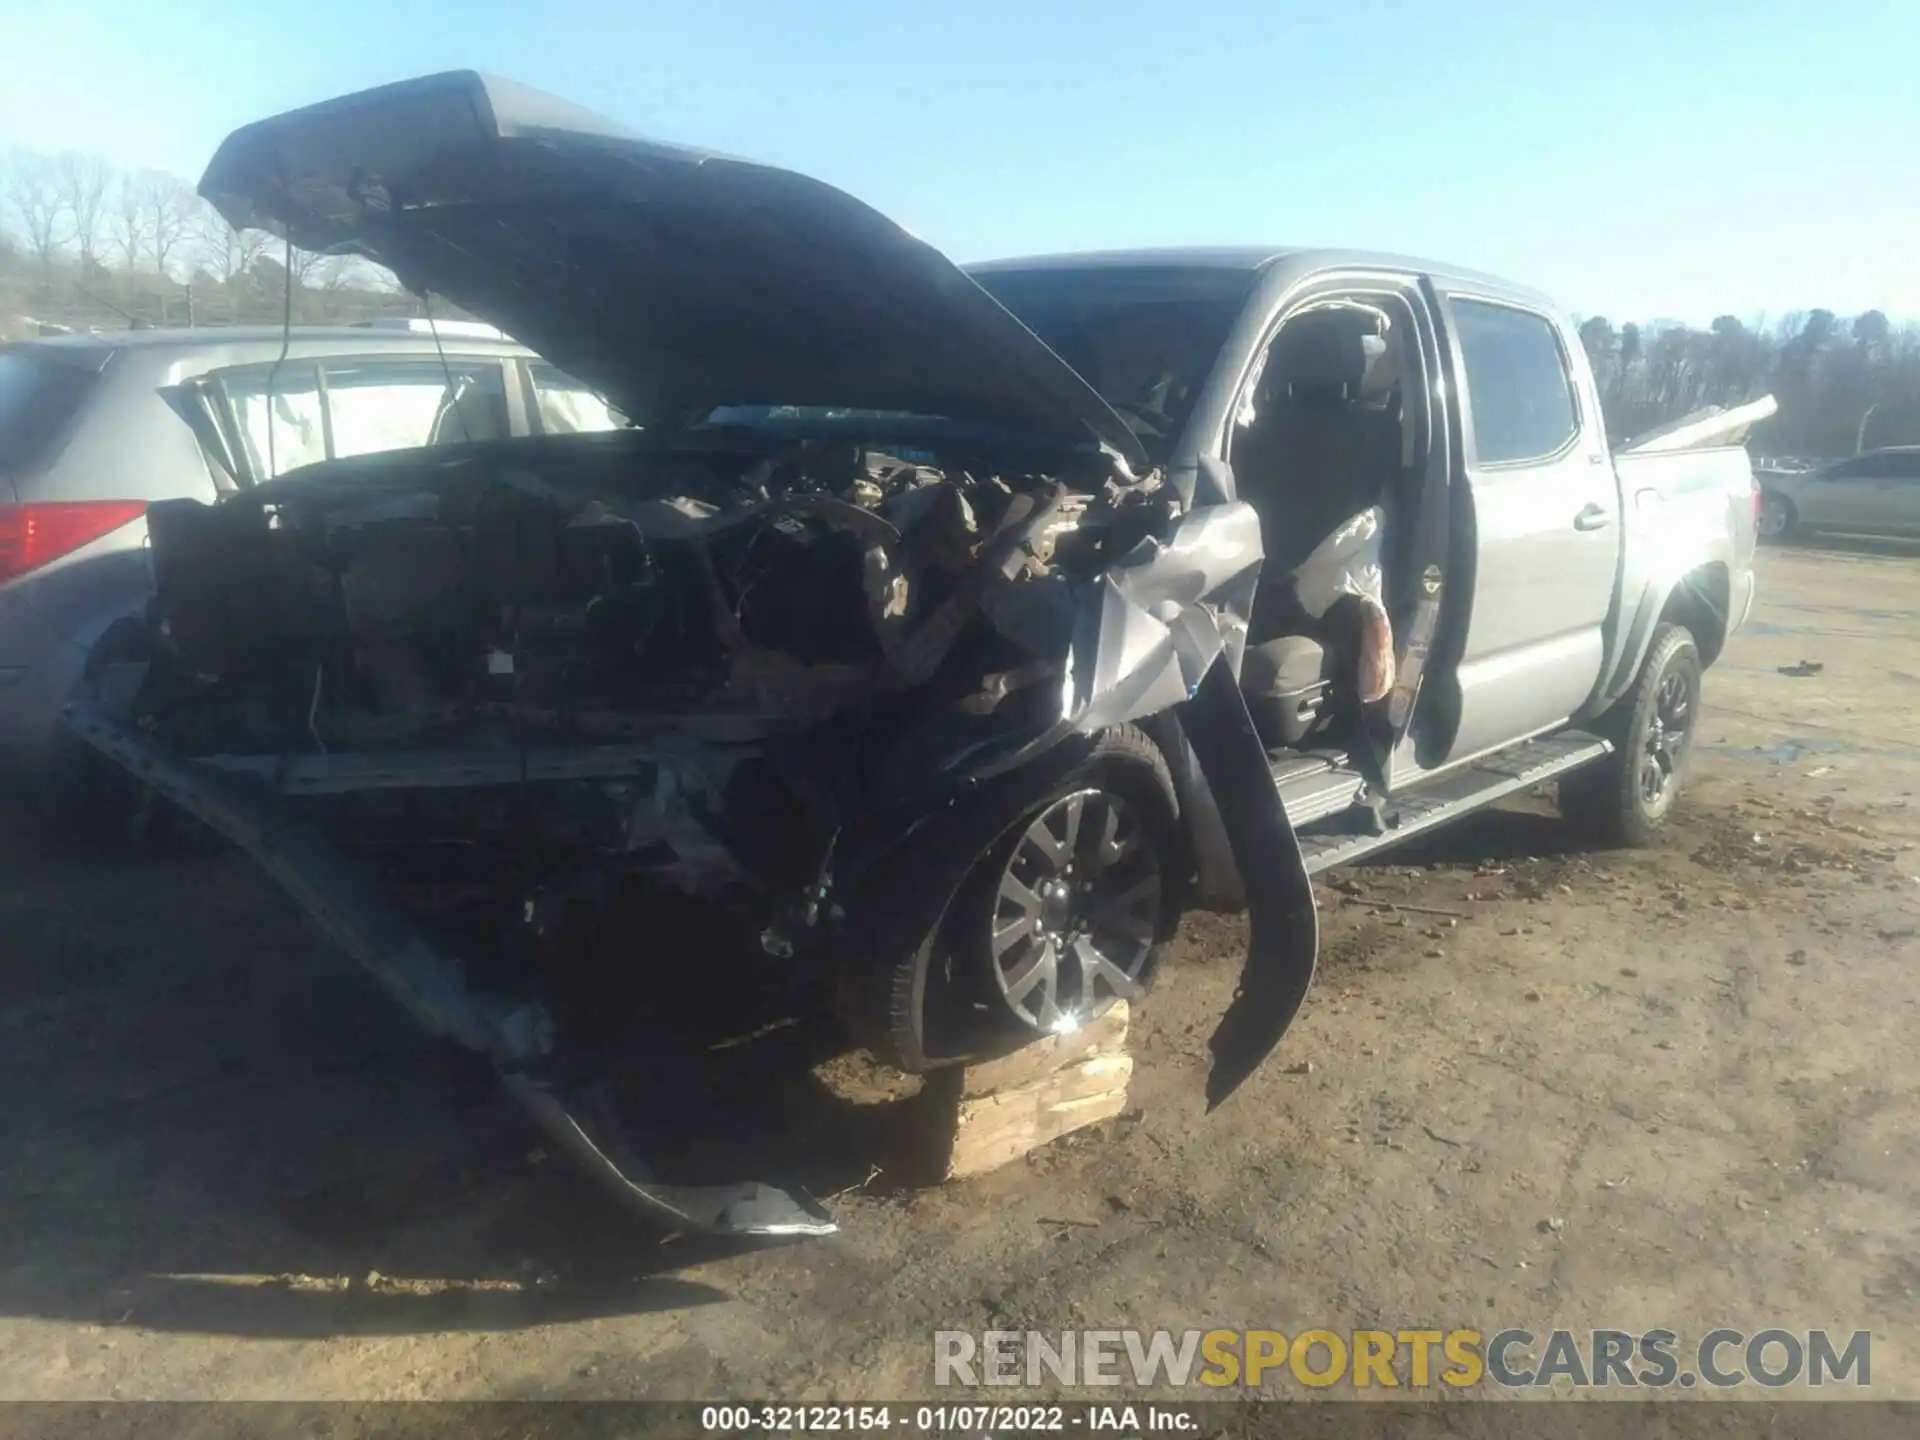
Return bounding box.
[1,538,1916,1403]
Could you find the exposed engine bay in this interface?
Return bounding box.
[128,432,1174,948]
[72,425,1314,1238]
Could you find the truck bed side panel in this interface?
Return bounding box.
[1591,445,1757,711]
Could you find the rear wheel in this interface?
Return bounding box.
[1758,491,1797,541]
[1560,623,1701,848]
[44,619,220,858]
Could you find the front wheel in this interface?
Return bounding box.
[967,780,1169,1033]
[850,724,1185,1072]
[1560,623,1702,848]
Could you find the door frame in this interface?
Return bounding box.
[1214,270,1453,790]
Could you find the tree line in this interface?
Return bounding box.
[0,143,422,333]
[1580,309,1918,459]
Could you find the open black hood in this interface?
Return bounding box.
[198,71,1149,473]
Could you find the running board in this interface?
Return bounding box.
[61,696,837,1240]
[1295,730,1613,875]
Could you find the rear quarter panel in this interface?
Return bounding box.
[6,347,220,608]
[1590,444,1757,713]
[1,348,225,763]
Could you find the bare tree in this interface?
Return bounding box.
[295,253,403,322]
[3,146,71,296]
[285,246,331,286]
[110,172,149,273]
[55,151,113,275]
[308,254,355,319]
[191,201,272,319]
[279,244,333,319]
[139,172,197,282]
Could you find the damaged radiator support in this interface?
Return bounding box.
[62,697,838,1238]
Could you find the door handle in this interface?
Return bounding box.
[1574,503,1611,531]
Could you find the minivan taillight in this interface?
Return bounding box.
[0,501,147,584]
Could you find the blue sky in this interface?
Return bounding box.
[4,0,1914,323]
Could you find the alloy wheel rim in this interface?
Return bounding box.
[987,788,1162,1031]
[1640,665,1695,807]
[1760,497,1787,537]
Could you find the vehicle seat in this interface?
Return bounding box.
[1241,580,1383,748]
[1236,318,1399,577]
[431,381,509,445]
[1241,632,1335,747]
[1232,311,1406,749]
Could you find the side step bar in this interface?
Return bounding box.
[62,697,837,1239]
[1295,730,1613,875]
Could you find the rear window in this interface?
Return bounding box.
[0,350,98,475]
[1452,300,1581,465]
[1848,451,1920,481]
[213,356,512,481]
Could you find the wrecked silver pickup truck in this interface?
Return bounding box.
[66,72,1759,1237]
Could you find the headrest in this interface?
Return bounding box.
[1266,309,1372,393]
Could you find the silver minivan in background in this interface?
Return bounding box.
[0,322,622,773]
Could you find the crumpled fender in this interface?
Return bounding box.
[941,494,1318,1101]
[968,494,1319,1103]
[1176,656,1319,1107]
[1058,495,1319,1101]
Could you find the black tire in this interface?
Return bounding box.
[1560,623,1701,848]
[1758,490,1797,542]
[41,618,152,856]
[40,730,150,857]
[845,723,1184,1073]
[42,618,222,859]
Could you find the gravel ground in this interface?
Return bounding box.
[1,538,1915,1403]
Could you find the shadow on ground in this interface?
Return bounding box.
[1771,532,1920,560]
[1350,797,1600,869]
[0,799,942,1340]
[0,777,1630,1342]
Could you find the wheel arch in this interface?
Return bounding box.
[1587,560,1731,716]
[1659,562,1732,668]
[1136,710,1244,911]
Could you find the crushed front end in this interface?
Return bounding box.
[70,69,1327,1234]
[68,429,1315,1232]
